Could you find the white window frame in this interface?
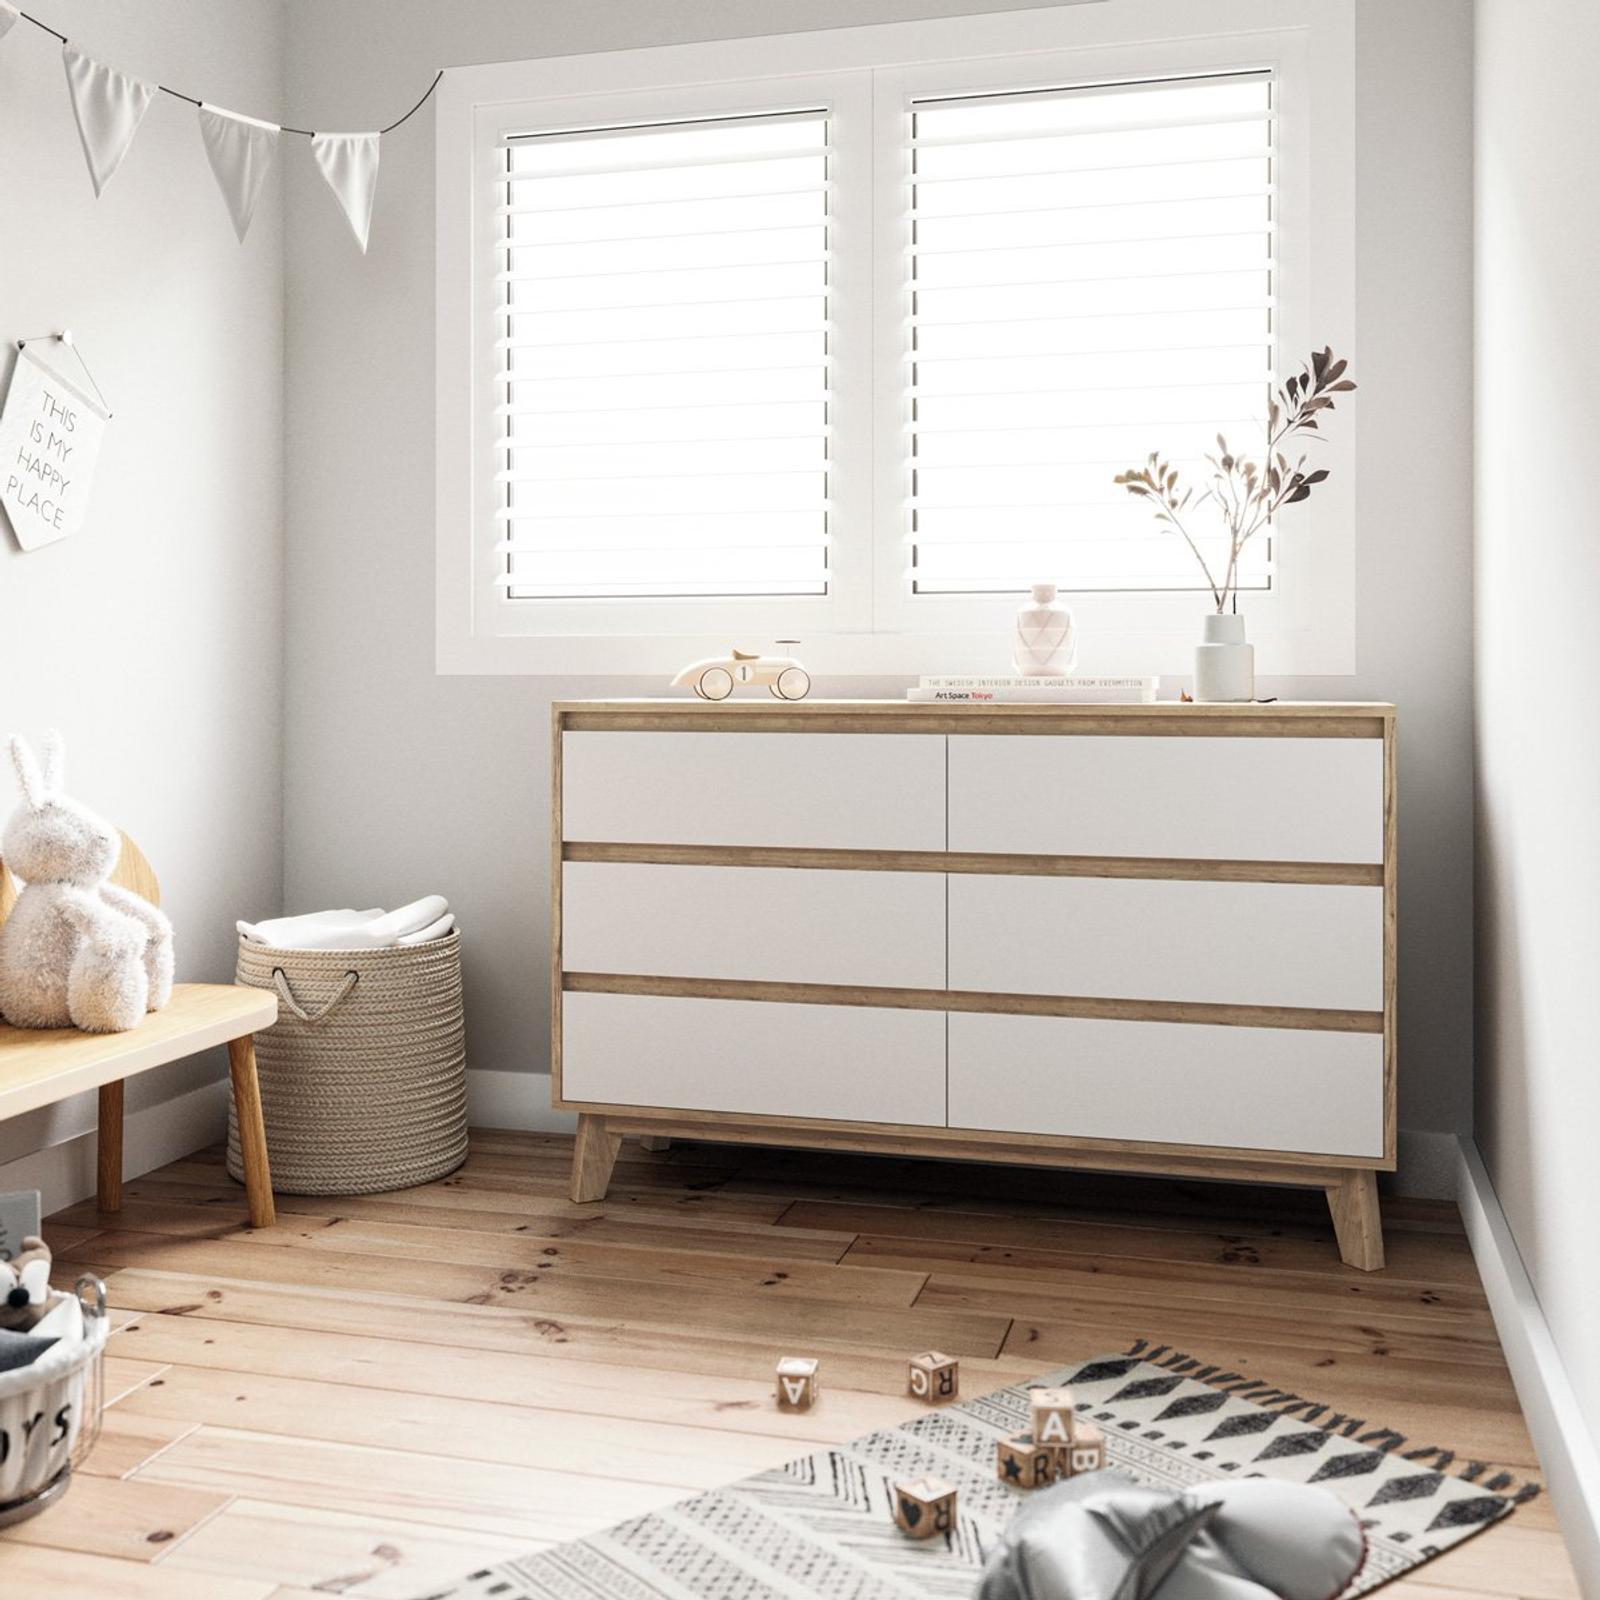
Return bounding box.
[436,0,1355,677]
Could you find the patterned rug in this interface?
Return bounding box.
[416,1342,1538,1599]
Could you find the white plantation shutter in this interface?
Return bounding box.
[495,110,832,600]
[904,72,1276,596]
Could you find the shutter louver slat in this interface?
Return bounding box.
[497,110,832,602]
[906,71,1276,596]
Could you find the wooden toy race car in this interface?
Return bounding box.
[672,649,811,701]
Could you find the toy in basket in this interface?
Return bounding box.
[0,1266,109,1526]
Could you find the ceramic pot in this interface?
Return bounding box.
[1013,583,1076,676]
[1194,612,1254,702]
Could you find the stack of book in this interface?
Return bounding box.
[906,675,1159,704]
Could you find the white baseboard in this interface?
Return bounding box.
[0,1077,231,1218]
[1455,1136,1600,1589]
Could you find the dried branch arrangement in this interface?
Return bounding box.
[1114,347,1356,613]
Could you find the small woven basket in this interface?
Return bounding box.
[230,930,468,1195]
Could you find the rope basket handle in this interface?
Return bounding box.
[271,967,359,1025]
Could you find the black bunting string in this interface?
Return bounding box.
[12,8,445,135]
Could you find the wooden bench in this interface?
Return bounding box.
[0,833,277,1226]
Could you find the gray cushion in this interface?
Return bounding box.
[977,1471,1220,1600]
[0,1327,58,1372]
[976,1472,1365,1600]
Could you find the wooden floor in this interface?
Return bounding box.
[0,1130,1577,1599]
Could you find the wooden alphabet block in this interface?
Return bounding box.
[892,1475,957,1539]
[1029,1386,1077,1448]
[995,1432,1058,1489]
[775,1356,819,1411]
[908,1349,959,1404]
[1063,1421,1106,1477]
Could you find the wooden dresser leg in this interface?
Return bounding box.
[1326,1169,1385,1271]
[96,1080,124,1214]
[227,1034,277,1229]
[639,1135,671,1153]
[571,1114,622,1203]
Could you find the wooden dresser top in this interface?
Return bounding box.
[555,700,1395,737]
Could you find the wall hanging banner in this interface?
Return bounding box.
[0,343,111,552]
[62,44,156,197]
[197,102,279,242]
[310,131,381,252]
[0,2,18,43]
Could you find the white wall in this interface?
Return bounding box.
[1475,0,1600,1445]
[280,0,1475,1177]
[0,0,285,1195]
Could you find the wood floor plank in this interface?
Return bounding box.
[0,1473,230,1564]
[0,1546,275,1599]
[115,1362,847,1488]
[160,1498,533,1599]
[81,1409,203,1481]
[57,1198,905,1298]
[98,1268,1034,1393]
[64,1236,1007,1355]
[793,1199,1486,1287]
[14,1130,1571,1600]
[111,1313,942,1441]
[68,1181,860,1259]
[134,1425,683,1543]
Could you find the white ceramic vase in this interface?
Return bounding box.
[1194,612,1255,702]
[1013,583,1076,676]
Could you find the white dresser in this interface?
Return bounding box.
[552,699,1396,1269]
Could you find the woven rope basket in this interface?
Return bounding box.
[229,931,468,1195]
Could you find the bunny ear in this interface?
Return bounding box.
[9,737,47,811]
[40,730,64,796]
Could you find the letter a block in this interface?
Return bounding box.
[908,1349,959,1404]
[1063,1421,1107,1477]
[892,1475,957,1539]
[995,1432,1058,1489]
[775,1356,819,1411]
[1030,1386,1077,1448]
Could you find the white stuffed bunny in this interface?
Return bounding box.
[0,732,174,1033]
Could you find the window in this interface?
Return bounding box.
[438,3,1354,675]
[903,74,1274,598]
[497,111,833,603]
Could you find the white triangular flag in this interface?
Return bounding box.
[62,45,156,196]
[0,2,20,41]
[197,103,280,242]
[310,131,380,252]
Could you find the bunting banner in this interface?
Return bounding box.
[62,44,156,196]
[310,131,381,252]
[0,5,440,252]
[197,103,280,243]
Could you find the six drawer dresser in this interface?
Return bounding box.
[552,699,1396,1269]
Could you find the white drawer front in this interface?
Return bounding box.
[949,876,1382,1011]
[948,1012,1383,1157]
[948,735,1383,863]
[563,732,945,850]
[563,991,945,1124]
[564,862,945,989]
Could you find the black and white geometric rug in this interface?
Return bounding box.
[415,1341,1537,1600]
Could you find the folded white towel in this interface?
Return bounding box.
[238,897,452,951]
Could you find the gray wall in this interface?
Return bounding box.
[280,0,1477,1174]
[0,0,285,1176]
[1475,0,1600,1441]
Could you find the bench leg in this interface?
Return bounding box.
[227,1034,276,1228]
[97,1080,124,1213]
[1326,1169,1385,1271]
[571,1114,621,1203]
